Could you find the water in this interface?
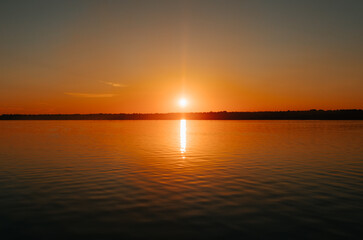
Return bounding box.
[0,120,362,239]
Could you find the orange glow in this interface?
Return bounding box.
[0,1,361,114]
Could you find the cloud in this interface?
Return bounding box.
[64,92,116,98]
[101,81,126,87]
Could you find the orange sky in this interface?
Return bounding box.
[0,1,362,114]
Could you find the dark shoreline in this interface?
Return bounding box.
[1,110,362,120]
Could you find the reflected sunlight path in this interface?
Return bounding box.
[180,119,186,154]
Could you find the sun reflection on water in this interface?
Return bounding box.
[180,119,186,154]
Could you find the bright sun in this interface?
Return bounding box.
[178,98,188,108]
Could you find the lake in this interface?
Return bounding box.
[0,120,362,239]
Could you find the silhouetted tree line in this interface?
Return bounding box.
[0,110,362,120]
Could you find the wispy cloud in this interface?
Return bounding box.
[101,81,126,87]
[64,92,116,98]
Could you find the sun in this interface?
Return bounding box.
[178,98,188,108]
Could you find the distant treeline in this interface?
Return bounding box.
[0,110,362,120]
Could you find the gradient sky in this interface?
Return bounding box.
[0,0,362,114]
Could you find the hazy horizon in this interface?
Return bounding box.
[1,0,362,114]
[1,108,362,115]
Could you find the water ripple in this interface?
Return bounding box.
[0,120,362,239]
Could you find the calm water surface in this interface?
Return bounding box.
[0,120,362,239]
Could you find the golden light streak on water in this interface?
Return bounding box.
[180,119,186,154]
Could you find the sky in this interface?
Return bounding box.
[0,0,362,114]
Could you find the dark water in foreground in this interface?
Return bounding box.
[0,120,362,239]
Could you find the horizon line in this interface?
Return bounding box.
[1,109,362,116]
